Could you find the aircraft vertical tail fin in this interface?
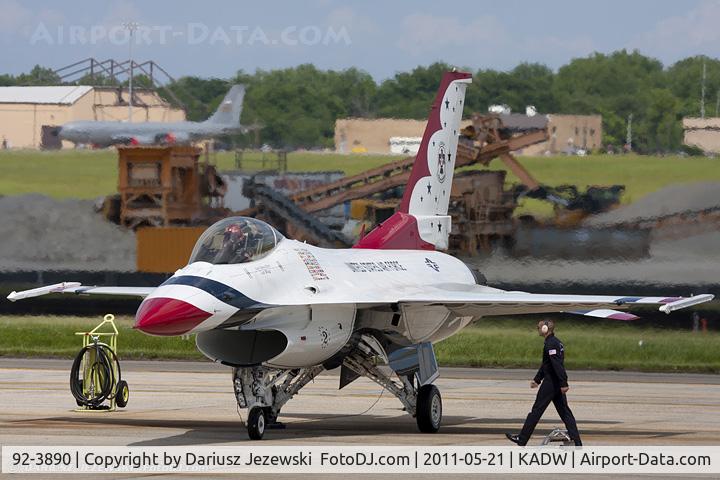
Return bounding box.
[354,71,471,251]
[206,85,245,125]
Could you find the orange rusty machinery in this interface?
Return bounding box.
[449,170,517,255]
[114,145,228,229]
[118,145,203,229]
[111,146,229,273]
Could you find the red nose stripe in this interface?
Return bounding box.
[134,297,211,336]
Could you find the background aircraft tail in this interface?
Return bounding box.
[206,85,245,125]
[354,70,472,251]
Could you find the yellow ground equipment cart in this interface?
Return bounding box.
[70,314,129,412]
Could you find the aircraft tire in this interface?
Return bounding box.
[247,406,267,440]
[416,384,442,433]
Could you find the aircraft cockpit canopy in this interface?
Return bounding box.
[189,217,284,265]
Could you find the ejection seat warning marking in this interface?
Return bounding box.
[243,262,284,279]
[295,249,329,281]
[345,261,407,272]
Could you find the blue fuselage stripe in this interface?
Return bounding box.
[161,275,266,310]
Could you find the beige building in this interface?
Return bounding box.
[0,86,185,149]
[335,114,602,155]
[335,118,429,154]
[683,117,720,153]
[520,114,602,155]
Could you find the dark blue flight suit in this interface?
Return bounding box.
[519,334,582,446]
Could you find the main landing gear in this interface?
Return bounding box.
[342,348,443,434]
[416,384,442,433]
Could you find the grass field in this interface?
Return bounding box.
[0,150,394,200]
[2,150,720,217]
[1,315,717,373]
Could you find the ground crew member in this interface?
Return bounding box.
[506,319,582,446]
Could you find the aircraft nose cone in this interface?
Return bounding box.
[134,297,212,336]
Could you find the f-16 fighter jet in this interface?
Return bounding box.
[59,85,245,147]
[9,72,713,439]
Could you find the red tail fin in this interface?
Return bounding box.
[354,71,472,250]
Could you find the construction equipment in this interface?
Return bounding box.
[118,145,201,228]
[286,118,548,215]
[115,145,228,228]
[70,314,128,412]
[242,178,349,248]
[459,114,625,228]
[448,171,517,255]
[518,184,626,227]
[237,113,625,255]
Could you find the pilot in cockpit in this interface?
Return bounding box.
[213,221,261,264]
[214,223,247,264]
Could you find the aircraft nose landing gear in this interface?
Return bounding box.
[247,406,266,440]
[233,365,324,440]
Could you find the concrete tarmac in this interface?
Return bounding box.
[1,358,719,478]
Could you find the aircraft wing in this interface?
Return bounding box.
[397,283,714,317]
[7,282,154,302]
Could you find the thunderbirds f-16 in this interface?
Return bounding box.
[9,71,713,439]
[58,85,245,147]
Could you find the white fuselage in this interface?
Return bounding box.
[141,239,477,368]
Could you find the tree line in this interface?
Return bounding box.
[3,50,719,152]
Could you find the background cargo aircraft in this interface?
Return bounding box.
[8,72,713,440]
[58,85,245,147]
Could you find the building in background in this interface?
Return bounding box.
[335,118,427,154]
[0,86,185,150]
[335,114,602,155]
[683,117,720,153]
[520,114,602,155]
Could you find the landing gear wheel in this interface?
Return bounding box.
[416,384,442,433]
[247,406,267,440]
[115,380,129,408]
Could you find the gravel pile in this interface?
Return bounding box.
[0,194,135,271]
[585,182,720,227]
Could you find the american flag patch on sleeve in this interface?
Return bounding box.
[549,349,557,355]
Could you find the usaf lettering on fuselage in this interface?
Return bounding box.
[345,261,407,273]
